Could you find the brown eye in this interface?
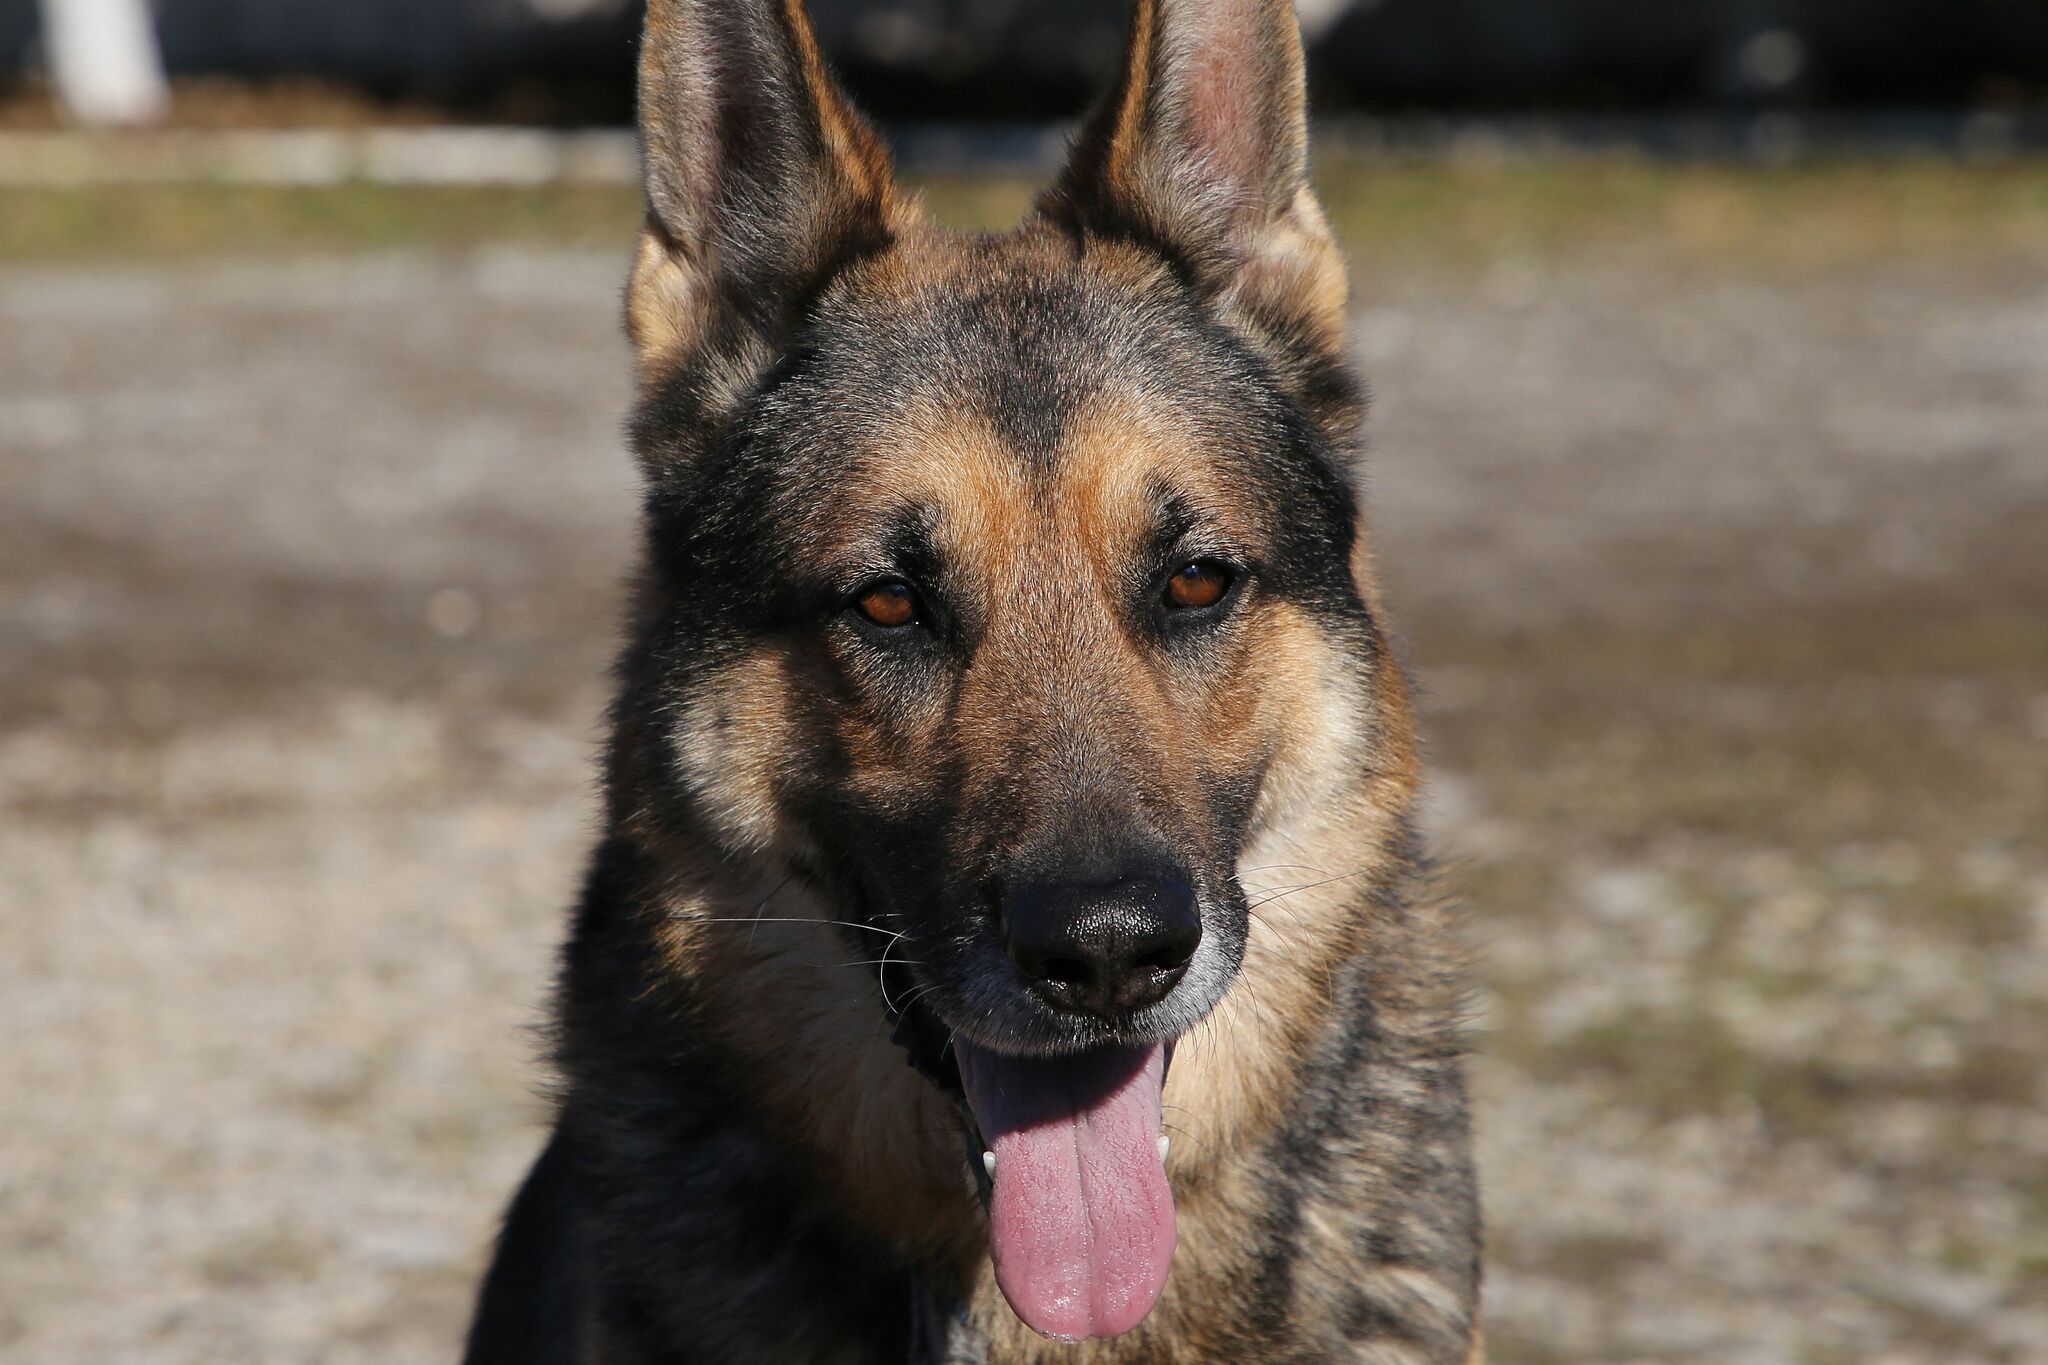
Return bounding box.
[854,580,918,628]
[1164,562,1231,611]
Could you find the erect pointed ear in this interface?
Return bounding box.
[1040,0,1349,366]
[627,0,909,393]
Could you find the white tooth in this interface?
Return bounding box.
[982,1150,997,1180]
[1157,1135,1170,1163]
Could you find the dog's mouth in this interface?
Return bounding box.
[889,988,1176,1341]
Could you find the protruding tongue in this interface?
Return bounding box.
[954,1040,1175,1341]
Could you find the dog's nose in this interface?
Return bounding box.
[1003,868,1201,1017]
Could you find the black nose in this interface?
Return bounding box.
[1003,866,1202,1018]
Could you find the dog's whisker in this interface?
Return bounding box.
[742,874,796,950]
[678,916,908,940]
[896,983,942,1017]
[1247,865,1371,912]
[876,931,909,1015]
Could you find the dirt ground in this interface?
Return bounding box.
[2,171,2045,1363]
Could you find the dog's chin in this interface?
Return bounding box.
[889,986,1210,1345]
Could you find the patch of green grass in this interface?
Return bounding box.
[1522,1229,1666,1282]
[1475,1326,1577,1365]
[1907,876,2030,952]
[1546,996,2045,1131]
[0,182,644,260]
[914,175,1040,233]
[1414,568,2048,860]
[1316,156,2048,270]
[1799,1347,1863,1365]
[197,1225,323,1289]
[2014,1252,2048,1303]
[5,156,2046,263]
[1553,1008,1770,1116]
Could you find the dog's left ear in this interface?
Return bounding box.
[1042,0,1348,377]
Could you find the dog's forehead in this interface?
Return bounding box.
[762,233,1281,556]
[840,240,1204,424]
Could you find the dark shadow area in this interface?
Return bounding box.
[5,2,2048,124]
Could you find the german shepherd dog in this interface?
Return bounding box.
[464,0,1481,1359]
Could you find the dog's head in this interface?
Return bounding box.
[615,0,1413,1342]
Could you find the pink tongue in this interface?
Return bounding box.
[954,1040,1175,1341]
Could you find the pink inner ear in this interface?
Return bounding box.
[1174,0,1272,199]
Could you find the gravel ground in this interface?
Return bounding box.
[3,219,2045,1362]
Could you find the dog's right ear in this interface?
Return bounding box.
[627,0,906,397]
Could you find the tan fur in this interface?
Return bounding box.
[661,648,805,857]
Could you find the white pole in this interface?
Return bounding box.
[1297,0,1373,42]
[37,0,170,127]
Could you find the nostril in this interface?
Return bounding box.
[1041,956,1094,989]
[1131,943,1189,974]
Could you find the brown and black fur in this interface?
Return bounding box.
[464,0,1482,1360]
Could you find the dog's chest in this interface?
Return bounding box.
[909,1277,987,1365]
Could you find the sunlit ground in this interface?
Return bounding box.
[3,157,2047,262]
[3,159,2045,1362]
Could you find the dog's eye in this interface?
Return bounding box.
[853,580,919,629]
[1163,562,1232,612]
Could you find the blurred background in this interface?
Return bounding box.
[3,2,2045,1362]
[7,0,2048,122]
